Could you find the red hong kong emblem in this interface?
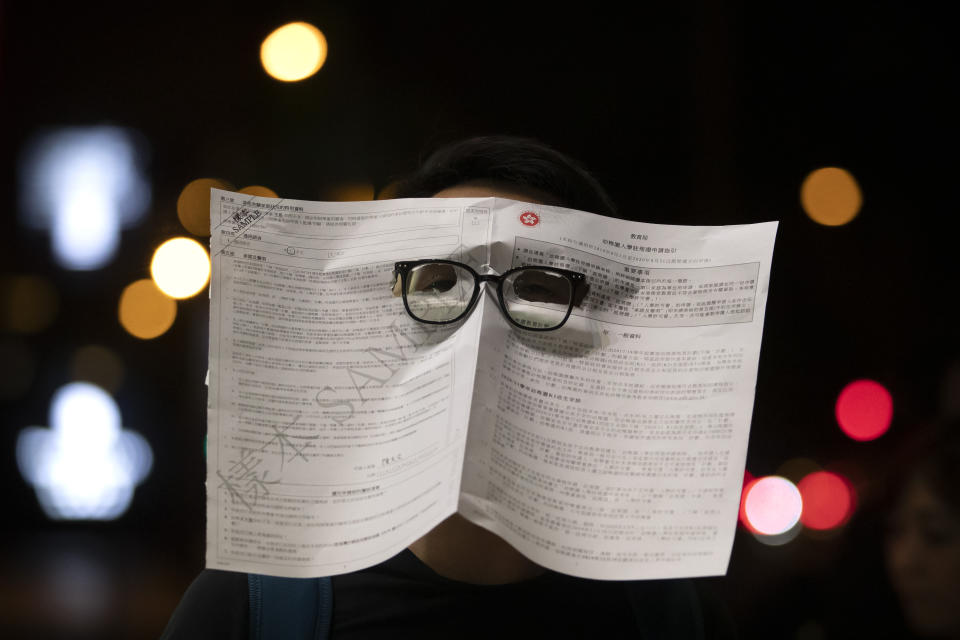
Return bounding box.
[519,211,540,227]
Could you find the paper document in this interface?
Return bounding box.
[206,189,777,580]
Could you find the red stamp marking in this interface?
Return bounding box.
[519,211,540,227]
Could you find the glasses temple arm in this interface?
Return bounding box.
[572,281,590,307]
[391,271,403,297]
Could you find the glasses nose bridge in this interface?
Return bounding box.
[475,273,503,288]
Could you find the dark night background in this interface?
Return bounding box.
[1,2,956,638]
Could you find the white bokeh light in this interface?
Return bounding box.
[743,475,804,536]
[51,191,119,271]
[16,382,152,520]
[150,237,211,299]
[19,127,150,270]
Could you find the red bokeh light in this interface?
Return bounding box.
[739,471,759,533]
[835,379,893,441]
[798,470,856,530]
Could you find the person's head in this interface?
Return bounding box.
[393,135,617,216]
[884,422,960,638]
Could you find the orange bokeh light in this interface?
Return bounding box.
[800,167,863,226]
[177,178,234,236]
[238,185,279,198]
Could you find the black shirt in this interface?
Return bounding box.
[161,549,731,639]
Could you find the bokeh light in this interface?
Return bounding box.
[376,181,401,200]
[754,521,804,546]
[775,457,821,484]
[800,167,863,226]
[16,382,152,520]
[43,549,112,630]
[238,185,279,198]
[118,279,177,339]
[325,181,375,201]
[0,275,59,333]
[71,345,125,393]
[798,470,856,530]
[19,127,150,269]
[150,237,211,299]
[738,470,758,532]
[743,475,803,535]
[0,339,36,400]
[176,177,233,236]
[835,379,893,441]
[260,22,328,82]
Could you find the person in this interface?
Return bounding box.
[884,420,960,639]
[161,135,733,639]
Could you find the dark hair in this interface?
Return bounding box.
[394,135,617,217]
[886,419,960,514]
[911,421,960,512]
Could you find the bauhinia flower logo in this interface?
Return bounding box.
[519,211,540,227]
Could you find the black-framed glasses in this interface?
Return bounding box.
[392,260,589,331]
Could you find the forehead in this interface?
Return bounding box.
[894,477,960,522]
[432,180,551,205]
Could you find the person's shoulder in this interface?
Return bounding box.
[620,577,739,640]
[160,569,249,640]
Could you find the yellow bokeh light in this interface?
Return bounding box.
[239,185,279,198]
[118,279,177,340]
[0,275,59,334]
[325,181,376,201]
[376,181,401,200]
[261,22,328,82]
[151,238,211,299]
[177,178,234,236]
[775,457,821,484]
[800,167,863,226]
[0,339,36,400]
[71,345,125,393]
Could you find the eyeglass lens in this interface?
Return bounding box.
[502,269,572,329]
[405,263,476,322]
[404,263,573,328]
